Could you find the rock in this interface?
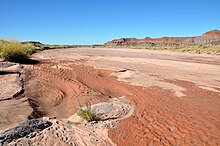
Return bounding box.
[111,70,137,79]
[0,62,17,69]
[0,120,52,146]
[43,117,50,120]
[68,99,133,124]
[0,63,24,101]
[91,100,132,120]
[104,30,220,46]
[68,114,86,124]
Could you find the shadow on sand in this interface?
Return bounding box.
[17,58,40,64]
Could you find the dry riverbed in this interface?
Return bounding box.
[0,48,220,146]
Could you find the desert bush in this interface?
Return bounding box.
[77,102,100,122]
[0,40,37,62]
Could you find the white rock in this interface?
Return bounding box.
[68,114,86,124]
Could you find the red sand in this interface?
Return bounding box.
[1,48,220,145]
[24,60,220,145]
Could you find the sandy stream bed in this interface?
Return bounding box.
[0,48,220,146]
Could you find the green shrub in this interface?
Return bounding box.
[0,40,37,62]
[1,50,29,62]
[77,102,100,122]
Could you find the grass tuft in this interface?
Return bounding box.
[77,102,100,122]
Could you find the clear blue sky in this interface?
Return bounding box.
[0,0,219,45]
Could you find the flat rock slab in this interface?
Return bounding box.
[91,99,133,120]
[0,62,22,101]
[0,62,17,69]
[68,98,133,123]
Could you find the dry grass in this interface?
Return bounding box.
[77,102,100,122]
[0,40,38,62]
[92,45,220,55]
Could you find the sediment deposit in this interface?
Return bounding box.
[0,48,220,146]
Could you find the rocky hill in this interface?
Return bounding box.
[105,30,220,46]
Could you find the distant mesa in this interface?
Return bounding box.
[21,41,43,47]
[105,30,220,46]
[202,30,220,37]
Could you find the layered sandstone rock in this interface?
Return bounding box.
[105,30,220,46]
